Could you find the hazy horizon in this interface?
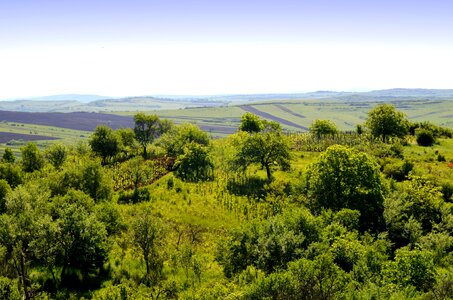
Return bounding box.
[1,0,452,99]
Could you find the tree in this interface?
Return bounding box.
[309,119,338,138]
[366,104,409,142]
[239,112,264,133]
[232,123,290,181]
[0,180,11,214]
[132,209,165,287]
[134,113,172,158]
[89,125,120,165]
[2,148,15,163]
[20,143,45,172]
[174,142,214,182]
[45,143,67,169]
[160,123,210,158]
[305,145,384,231]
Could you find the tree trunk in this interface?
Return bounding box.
[265,164,272,182]
[143,146,147,158]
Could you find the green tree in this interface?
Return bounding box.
[309,119,338,138]
[89,125,120,165]
[305,145,385,231]
[2,148,15,163]
[20,142,45,172]
[0,163,23,188]
[174,142,214,182]
[160,123,210,158]
[232,123,290,181]
[239,112,264,133]
[0,180,11,214]
[80,162,112,202]
[132,209,165,286]
[366,104,409,142]
[134,113,172,158]
[0,184,49,299]
[45,143,67,169]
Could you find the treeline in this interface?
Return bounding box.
[0,104,452,299]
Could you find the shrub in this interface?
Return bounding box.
[416,129,435,146]
[383,160,414,181]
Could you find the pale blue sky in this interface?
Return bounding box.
[1,0,452,98]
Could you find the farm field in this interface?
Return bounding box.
[1,99,453,151]
[116,99,453,133]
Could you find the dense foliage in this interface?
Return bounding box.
[0,105,452,299]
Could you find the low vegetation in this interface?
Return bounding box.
[0,104,452,299]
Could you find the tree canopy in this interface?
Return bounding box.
[366,104,409,142]
[309,119,338,138]
[134,113,172,158]
[305,145,385,231]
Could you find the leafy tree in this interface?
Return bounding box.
[305,145,385,231]
[309,119,338,138]
[51,199,109,287]
[89,125,120,165]
[0,277,21,300]
[174,142,214,182]
[0,180,11,214]
[80,162,112,202]
[239,112,264,133]
[232,123,290,181]
[0,183,49,299]
[20,142,45,172]
[0,163,23,188]
[134,113,172,158]
[2,148,15,163]
[132,209,165,286]
[160,123,210,158]
[365,104,409,142]
[45,143,68,169]
[384,248,436,292]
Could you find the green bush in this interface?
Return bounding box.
[383,160,414,181]
[416,129,436,146]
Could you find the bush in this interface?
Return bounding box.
[383,160,414,181]
[416,129,435,146]
[118,187,150,204]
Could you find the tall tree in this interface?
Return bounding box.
[132,209,165,287]
[134,113,172,158]
[309,119,338,138]
[232,122,290,181]
[20,143,45,172]
[366,104,409,142]
[89,125,120,165]
[305,145,385,231]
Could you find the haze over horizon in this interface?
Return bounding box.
[1,0,452,99]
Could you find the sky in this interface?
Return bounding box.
[0,0,453,99]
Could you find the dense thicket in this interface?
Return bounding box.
[0,105,452,299]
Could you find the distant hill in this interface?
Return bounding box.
[22,94,112,103]
[1,89,452,113]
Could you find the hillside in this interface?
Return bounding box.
[0,108,452,299]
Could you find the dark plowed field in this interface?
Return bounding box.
[0,110,237,135]
[0,110,134,131]
[0,132,58,143]
[239,105,308,131]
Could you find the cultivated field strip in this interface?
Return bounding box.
[0,132,58,143]
[239,105,309,131]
